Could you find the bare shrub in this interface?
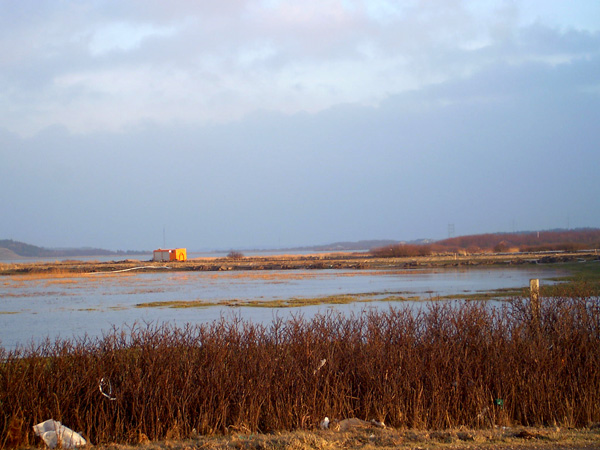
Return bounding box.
[227,251,245,260]
[370,244,432,257]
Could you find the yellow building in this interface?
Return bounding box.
[153,248,187,261]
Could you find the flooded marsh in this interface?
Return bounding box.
[0,266,565,350]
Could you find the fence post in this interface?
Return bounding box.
[530,278,540,328]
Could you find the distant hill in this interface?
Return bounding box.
[0,239,147,259]
[371,228,600,257]
[0,239,57,257]
[435,228,600,253]
[290,240,401,252]
[0,247,20,259]
[280,239,432,252]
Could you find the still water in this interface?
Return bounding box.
[0,267,564,350]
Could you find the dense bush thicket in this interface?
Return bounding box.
[1,287,599,448]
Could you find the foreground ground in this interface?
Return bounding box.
[56,426,600,450]
[4,251,600,449]
[1,250,598,275]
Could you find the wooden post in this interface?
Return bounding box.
[530,278,540,326]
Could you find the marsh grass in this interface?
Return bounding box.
[2,271,139,297]
[545,261,600,296]
[6,271,137,282]
[437,287,526,301]
[241,291,519,308]
[135,300,216,308]
[134,293,421,309]
[1,283,599,449]
[45,278,81,285]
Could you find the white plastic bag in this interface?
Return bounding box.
[33,419,86,449]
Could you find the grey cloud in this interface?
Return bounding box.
[2,2,599,137]
[2,50,598,249]
[1,1,599,249]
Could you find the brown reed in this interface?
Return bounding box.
[0,285,598,448]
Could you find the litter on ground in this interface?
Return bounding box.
[320,417,385,431]
[33,419,86,449]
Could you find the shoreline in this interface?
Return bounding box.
[1,250,598,276]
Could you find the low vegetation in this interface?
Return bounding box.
[226,251,245,260]
[134,294,420,309]
[1,281,599,448]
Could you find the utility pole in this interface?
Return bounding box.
[448,223,455,239]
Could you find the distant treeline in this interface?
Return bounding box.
[371,228,600,257]
[0,239,146,258]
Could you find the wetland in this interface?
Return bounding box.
[1,250,589,349]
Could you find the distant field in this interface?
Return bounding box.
[1,248,599,276]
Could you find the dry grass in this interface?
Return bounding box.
[4,271,137,283]
[0,271,144,300]
[5,269,86,280]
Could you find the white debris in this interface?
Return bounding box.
[370,419,386,428]
[33,419,86,449]
[99,377,116,401]
[313,359,327,375]
[320,417,386,432]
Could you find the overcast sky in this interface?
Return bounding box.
[1,1,599,251]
